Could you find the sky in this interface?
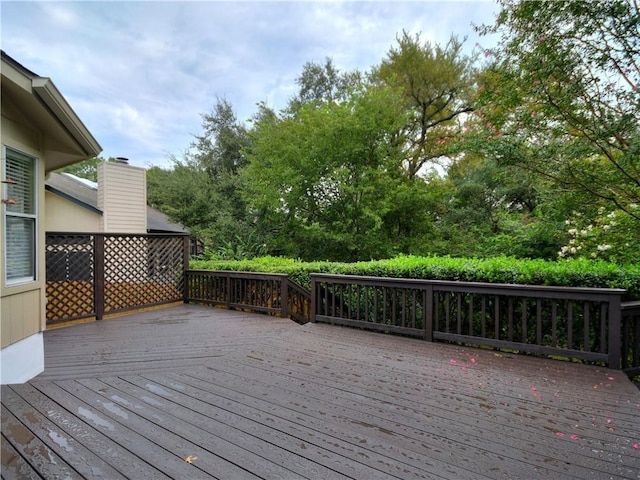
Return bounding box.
[1,1,499,169]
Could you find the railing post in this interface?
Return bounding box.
[311,275,317,323]
[608,294,622,369]
[182,235,190,304]
[281,277,289,319]
[424,284,433,342]
[94,234,105,320]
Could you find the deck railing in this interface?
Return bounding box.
[311,274,626,368]
[185,270,311,324]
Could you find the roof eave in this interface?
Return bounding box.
[32,78,102,159]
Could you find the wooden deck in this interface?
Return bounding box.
[2,304,639,479]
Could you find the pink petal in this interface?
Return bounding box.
[633,444,639,450]
[570,435,579,441]
[470,358,477,364]
[530,386,537,392]
[607,419,612,424]
[449,359,458,365]
[607,376,615,381]
[556,432,564,437]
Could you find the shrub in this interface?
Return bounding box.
[190,255,640,300]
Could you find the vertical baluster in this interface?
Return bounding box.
[481,296,486,338]
[456,293,462,334]
[521,299,528,343]
[536,299,542,345]
[374,287,379,324]
[445,293,450,333]
[468,294,474,336]
[583,303,590,352]
[551,301,557,347]
[412,290,417,329]
[600,303,607,354]
[494,296,500,340]
[434,291,440,332]
[390,287,398,326]
[401,289,406,328]
[508,298,514,342]
[365,285,370,322]
[567,302,574,350]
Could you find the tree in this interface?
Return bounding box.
[474,0,640,220]
[147,99,262,255]
[242,85,407,261]
[372,31,476,179]
[288,58,362,112]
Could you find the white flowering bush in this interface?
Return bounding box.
[559,206,639,264]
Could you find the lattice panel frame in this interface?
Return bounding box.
[103,235,184,313]
[46,234,95,322]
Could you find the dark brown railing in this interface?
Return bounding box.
[46,232,189,325]
[311,274,626,369]
[622,301,640,377]
[184,270,311,324]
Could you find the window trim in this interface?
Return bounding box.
[3,146,38,287]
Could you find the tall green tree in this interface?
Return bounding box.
[372,31,476,179]
[242,85,407,261]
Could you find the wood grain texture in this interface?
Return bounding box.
[3,304,639,479]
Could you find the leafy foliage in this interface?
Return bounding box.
[191,255,640,301]
[149,6,638,267]
[474,0,640,218]
[373,31,475,178]
[242,84,408,261]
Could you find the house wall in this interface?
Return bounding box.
[44,190,101,232]
[0,107,47,383]
[97,161,147,233]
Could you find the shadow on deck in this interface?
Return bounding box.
[2,304,640,479]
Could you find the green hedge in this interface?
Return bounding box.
[190,255,640,301]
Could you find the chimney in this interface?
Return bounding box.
[97,159,147,233]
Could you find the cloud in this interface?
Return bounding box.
[2,1,498,168]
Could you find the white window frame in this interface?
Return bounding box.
[2,146,38,286]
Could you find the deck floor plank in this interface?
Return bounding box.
[1,432,42,480]
[1,408,84,480]
[2,304,639,479]
[1,386,126,480]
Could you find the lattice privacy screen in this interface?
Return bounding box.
[46,233,187,324]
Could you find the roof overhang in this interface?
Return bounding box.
[1,52,102,172]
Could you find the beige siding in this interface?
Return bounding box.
[0,289,41,348]
[97,162,147,233]
[44,190,101,232]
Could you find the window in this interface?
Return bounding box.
[3,148,37,285]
